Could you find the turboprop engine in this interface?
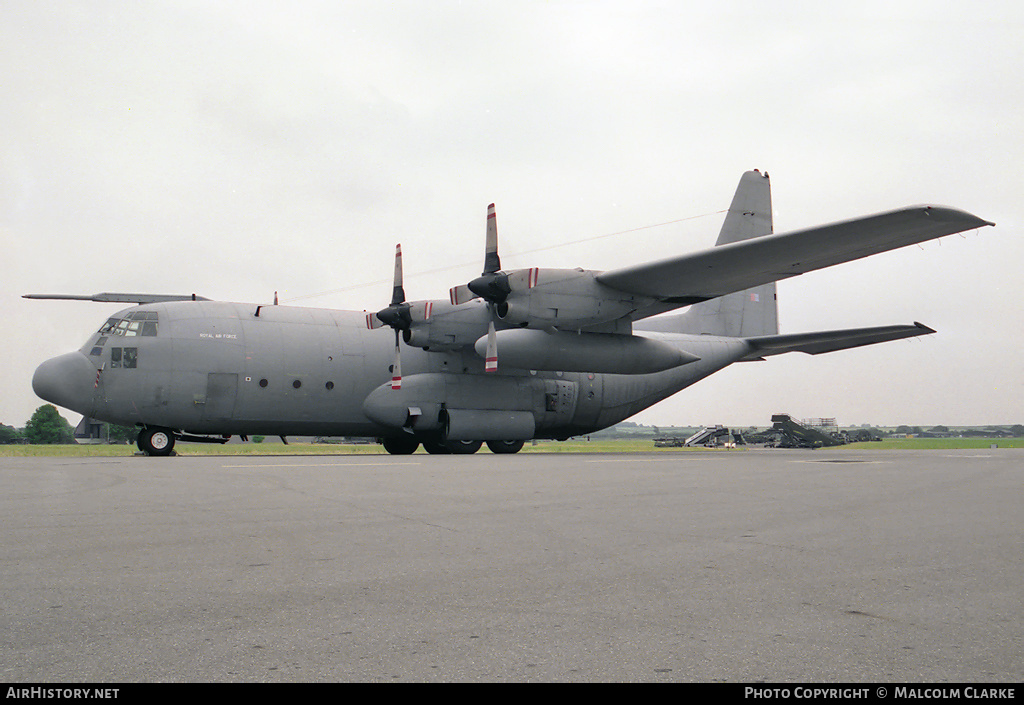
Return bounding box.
[371,204,687,379]
[399,299,491,351]
[446,203,669,372]
[449,205,654,328]
[367,244,495,387]
[471,267,644,329]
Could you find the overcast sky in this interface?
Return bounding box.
[3,1,1021,430]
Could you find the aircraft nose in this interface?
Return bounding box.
[32,351,96,415]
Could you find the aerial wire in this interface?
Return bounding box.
[283,209,727,304]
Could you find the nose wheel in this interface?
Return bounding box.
[137,427,176,456]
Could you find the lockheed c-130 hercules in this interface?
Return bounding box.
[27,171,993,455]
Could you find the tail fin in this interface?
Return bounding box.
[715,169,773,247]
[641,170,778,337]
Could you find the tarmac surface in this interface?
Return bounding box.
[1,448,1021,683]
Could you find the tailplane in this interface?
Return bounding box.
[740,322,936,360]
[638,170,778,337]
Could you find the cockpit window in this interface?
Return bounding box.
[89,336,109,357]
[110,347,138,369]
[99,312,158,337]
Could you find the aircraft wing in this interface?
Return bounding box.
[740,322,936,361]
[23,293,210,304]
[596,205,993,304]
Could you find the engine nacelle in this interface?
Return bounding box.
[401,299,491,351]
[495,268,648,330]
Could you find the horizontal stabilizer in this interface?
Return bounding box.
[23,293,210,304]
[742,322,936,360]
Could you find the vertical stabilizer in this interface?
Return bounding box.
[714,169,773,246]
[639,170,778,337]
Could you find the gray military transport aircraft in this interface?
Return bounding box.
[27,171,993,455]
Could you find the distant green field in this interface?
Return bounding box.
[1,436,1021,457]
[842,437,1024,450]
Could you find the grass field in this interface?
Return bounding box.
[842,437,1024,450]
[1,437,1021,457]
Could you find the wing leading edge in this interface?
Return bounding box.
[597,205,994,304]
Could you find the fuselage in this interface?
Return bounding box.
[32,299,754,442]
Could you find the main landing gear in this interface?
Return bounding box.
[485,439,525,454]
[380,437,525,455]
[137,427,176,456]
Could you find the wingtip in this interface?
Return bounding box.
[919,205,995,229]
[913,322,937,334]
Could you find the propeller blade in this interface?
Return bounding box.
[450,284,477,305]
[373,243,412,329]
[484,320,498,373]
[391,244,406,306]
[391,330,402,390]
[366,312,386,330]
[483,203,500,274]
